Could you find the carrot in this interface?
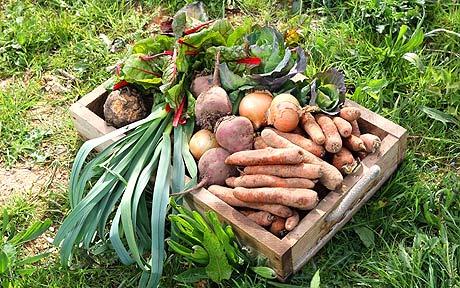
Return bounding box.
[240,210,275,227]
[333,117,352,138]
[339,107,361,122]
[207,185,293,217]
[315,114,342,153]
[292,126,305,135]
[360,133,381,153]
[270,217,287,237]
[254,136,269,149]
[285,211,300,231]
[243,163,322,179]
[261,128,343,190]
[350,120,361,136]
[226,175,316,189]
[332,147,359,174]
[233,187,318,210]
[225,147,304,166]
[269,128,325,158]
[343,135,366,152]
[300,112,325,145]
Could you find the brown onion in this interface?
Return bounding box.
[238,90,273,130]
[189,129,220,160]
[268,93,300,132]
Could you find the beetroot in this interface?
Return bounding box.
[194,51,232,130]
[190,74,213,98]
[198,148,238,187]
[215,116,254,153]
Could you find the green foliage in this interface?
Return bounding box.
[0,208,51,287]
[168,200,277,285]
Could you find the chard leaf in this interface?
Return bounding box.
[165,75,185,109]
[181,26,226,48]
[206,46,248,62]
[186,90,196,117]
[121,54,163,89]
[219,63,252,91]
[226,18,252,46]
[132,35,174,55]
[160,48,178,93]
[172,1,208,37]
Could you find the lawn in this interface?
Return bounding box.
[0,0,459,287]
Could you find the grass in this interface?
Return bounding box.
[0,0,459,287]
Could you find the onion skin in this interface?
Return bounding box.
[268,93,301,132]
[268,102,300,132]
[189,129,220,160]
[239,91,273,130]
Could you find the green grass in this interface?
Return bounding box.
[0,0,459,287]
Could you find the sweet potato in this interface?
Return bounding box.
[254,136,269,149]
[243,163,322,179]
[240,210,275,227]
[233,187,319,210]
[215,116,254,153]
[207,185,293,218]
[350,120,361,136]
[300,112,325,145]
[360,133,381,153]
[333,117,352,138]
[270,217,287,237]
[332,147,359,174]
[339,107,361,122]
[269,128,325,158]
[226,175,316,189]
[315,114,342,153]
[285,211,300,231]
[343,135,366,152]
[261,128,343,190]
[225,147,304,166]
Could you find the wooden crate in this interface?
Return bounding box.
[71,81,407,280]
[69,80,118,152]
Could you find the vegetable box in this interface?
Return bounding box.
[70,81,408,280]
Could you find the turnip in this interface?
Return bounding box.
[103,86,147,128]
[194,51,232,130]
[215,116,254,153]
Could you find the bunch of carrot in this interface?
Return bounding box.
[301,106,382,174]
[205,105,381,238]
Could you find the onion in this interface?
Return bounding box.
[238,90,273,130]
[268,93,301,132]
[189,129,220,160]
